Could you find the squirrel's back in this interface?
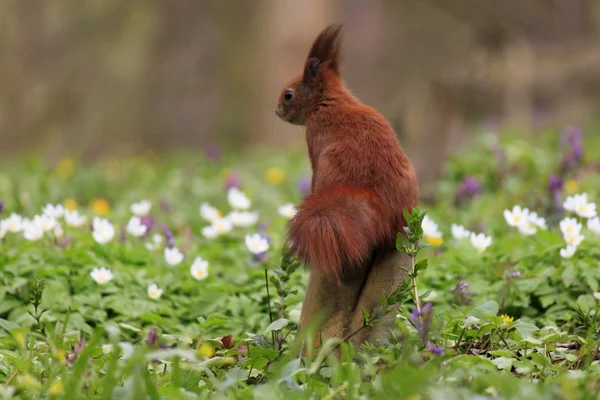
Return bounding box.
[276,24,418,281]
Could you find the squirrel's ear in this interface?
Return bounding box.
[303,23,343,80]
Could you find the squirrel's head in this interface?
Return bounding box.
[276,23,343,125]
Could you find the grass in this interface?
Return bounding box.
[1,128,600,399]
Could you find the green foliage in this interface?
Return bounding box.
[1,130,600,398]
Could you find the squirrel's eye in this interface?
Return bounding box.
[284,90,293,101]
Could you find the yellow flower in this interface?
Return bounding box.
[265,167,286,185]
[425,236,443,247]
[53,349,67,366]
[565,180,580,195]
[49,379,63,396]
[89,198,110,215]
[500,314,514,324]
[55,158,75,179]
[197,342,215,358]
[63,198,78,211]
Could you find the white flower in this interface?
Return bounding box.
[228,188,251,210]
[504,205,529,227]
[228,210,259,227]
[64,210,86,227]
[5,213,23,232]
[588,217,600,235]
[164,247,184,266]
[42,204,64,219]
[560,217,582,237]
[451,224,471,239]
[200,203,222,222]
[564,232,584,248]
[102,344,114,354]
[190,257,209,281]
[90,267,114,284]
[126,216,148,237]
[527,212,547,230]
[53,224,64,238]
[517,221,537,236]
[130,200,151,217]
[564,193,597,219]
[470,232,492,253]
[203,217,234,238]
[278,204,297,219]
[422,215,442,239]
[147,283,163,299]
[560,245,577,259]
[92,217,115,244]
[33,214,57,232]
[245,233,269,254]
[201,225,219,240]
[145,233,163,250]
[23,221,44,241]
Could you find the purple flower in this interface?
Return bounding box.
[224,171,240,191]
[455,175,482,203]
[426,341,444,355]
[257,220,270,234]
[509,270,521,278]
[0,200,4,214]
[561,126,583,170]
[452,281,472,305]
[141,216,154,236]
[205,144,221,162]
[409,302,433,344]
[146,327,158,346]
[548,174,564,213]
[297,176,311,198]
[163,225,175,248]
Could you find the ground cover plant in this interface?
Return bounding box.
[1,127,600,399]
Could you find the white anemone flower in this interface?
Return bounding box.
[564,233,584,248]
[33,214,57,232]
[190,257,209,281]
[5,213,23,233]
[53,224,64,238]
[23,221,44,241]
[504,205,529,227]
[451,224,471,240]
[164,247,184,266]
[560,245,577,259]
[228,211,259,227]
[228,188,251,210]
[245,233,269,254]
[126,216,148,237]
[470,232,492,253]
[92,217,115,244]
[200,203,222,222]
[147,283,163,299]
[560,218,582,237]
[278,204,297,219]
[588,217,600,235]
[42,204,65,219]
[64,210,86,227]
[564,193,597,219]
[201,225,219,240]
[90,267,114,284]
[130,200,151,217]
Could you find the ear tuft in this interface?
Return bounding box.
[305,23,343,77]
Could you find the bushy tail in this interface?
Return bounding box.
[287,186,390,282]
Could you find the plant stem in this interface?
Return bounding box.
[264,268,275,348]
[410,244,421,314]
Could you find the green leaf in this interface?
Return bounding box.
[265,318,288,333]
[468,300,499,320]
[515,321,539,339]
[577,294,596,313]
[361,308,371,326]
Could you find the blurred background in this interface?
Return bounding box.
[2,0,600,184]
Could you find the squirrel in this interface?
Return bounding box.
[276,24,419,284]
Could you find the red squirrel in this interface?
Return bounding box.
[276,24,418,283]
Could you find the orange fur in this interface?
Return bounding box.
[276,23,418,282]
